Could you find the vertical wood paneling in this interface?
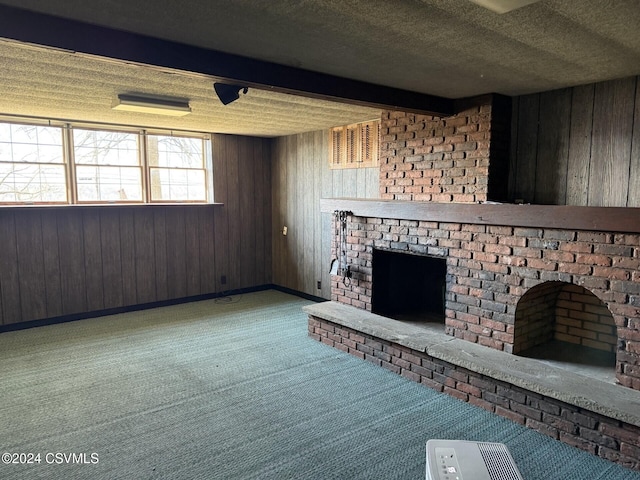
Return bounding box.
[319,130,333,300]
[184,206,201,296]
[282,137,292,290]
[291,134,303,291]
[629,79,640,206]
[0,269,3,324]
[253,139,267,285]
[153,208,168,301]
[0,133,268,327]
[285,135,297,289]
[332,168,343,197]
[238,138,256,289]
[83,209,104,311]
[211,133,270,292]
[226,136,241,290]
[511,75,640,207]
[212,134,229,292]
[313,130,323,296]
[41,210,62,317]
[119,208,138,306]
[165,207,187,299]
[508,96,520,201]
[15,210,47,321]
[99,208,123,309]
[197,206,216,294]
[0,210,21,324]
[271,127,380,298]
[343,170,358,197]
[535,88,571,204]
[364,167,379,198]
[272,137,287,288]
[589,78,635,206]
[515,94,540,203]
[566,84,595,206]
[134,207,156,304]
[57,209,87,315]
[302,132,314,293]
[263,140,273,285]
[356,168,366,197]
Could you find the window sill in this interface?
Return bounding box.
[0,202,224,210]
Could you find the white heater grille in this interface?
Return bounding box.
[478,442,524,480]
[426,439,524,480]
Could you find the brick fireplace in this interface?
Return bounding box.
[309,95,640,469]
[332,214,640,389]
[327,95,640,391]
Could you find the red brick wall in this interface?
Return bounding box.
[379,95,511,203]
[554,284,617,352]
[380,108,490,203]
[513,282,617,354]
[308,316,640,471]
[330,216,640,389]
[513,281,558,352]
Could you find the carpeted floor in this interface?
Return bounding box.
[0,290,638,480]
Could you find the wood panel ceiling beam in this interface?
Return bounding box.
[0,4,454,117]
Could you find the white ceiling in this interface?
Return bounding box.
[0,0,639,136]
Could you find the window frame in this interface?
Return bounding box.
[0,116,212,206]
[145,131,209,204]
[0,119,69,204]
[71,125,145,205]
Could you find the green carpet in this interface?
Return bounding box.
[0,290,638,479]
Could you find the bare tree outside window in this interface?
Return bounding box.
[73,128,142,202]
[0,119,210,205]
[0,123,67,203]
[148,135,206,202]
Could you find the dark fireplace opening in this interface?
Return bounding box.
[514,281,617,383]
[372,249,446,323]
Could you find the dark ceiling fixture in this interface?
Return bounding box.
[213,83,249,105]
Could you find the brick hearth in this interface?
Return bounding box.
[305,301,640,471]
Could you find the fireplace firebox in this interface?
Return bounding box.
[371,249,446,323]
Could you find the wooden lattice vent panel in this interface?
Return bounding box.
[329,119,379,169]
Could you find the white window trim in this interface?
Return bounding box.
[0,115,212,206]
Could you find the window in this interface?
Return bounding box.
[0,118,211,205]
[0,122,67,203]
[73,128,142,202]
[147,134,207,202]
[329,119,379,169]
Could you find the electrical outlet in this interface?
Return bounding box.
[317,280,321,290]
[220,275,227,285]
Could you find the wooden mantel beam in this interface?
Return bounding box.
[0,4,454,117]
[321,198,640,234]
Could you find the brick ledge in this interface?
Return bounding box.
[303,301,640,428]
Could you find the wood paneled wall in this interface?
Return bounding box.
[271,130,379,299]
[212,134,272,293]
[0,134,271,326]
[509,75,640,207]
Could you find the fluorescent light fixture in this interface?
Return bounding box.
[112,94,191,116]
[469,0,540,14]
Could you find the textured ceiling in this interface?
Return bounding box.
[1,0,639,136]
[0,41,380,137]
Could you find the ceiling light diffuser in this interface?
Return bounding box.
[112,94,191,116]
[469,0,540,14]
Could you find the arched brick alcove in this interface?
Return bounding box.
[513,281,617,368]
